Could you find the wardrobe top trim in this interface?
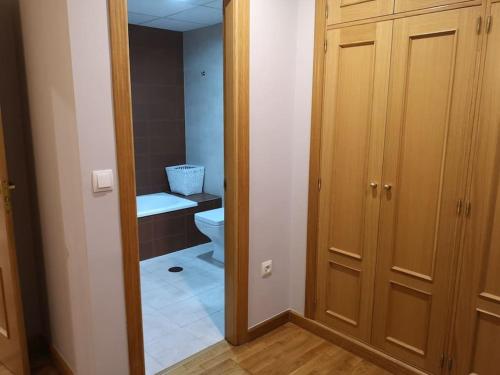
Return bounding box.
[328,1,483,29]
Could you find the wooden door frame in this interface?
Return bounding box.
[107,0,250,373]
[305,0,327,319]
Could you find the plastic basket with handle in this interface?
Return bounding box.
[165,164,205,196]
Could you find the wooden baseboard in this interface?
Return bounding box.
[49,345,73,375]
[289,312,427,375]
[247,310,291,341]
[246,310,426,375]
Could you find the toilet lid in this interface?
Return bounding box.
[195,208,224,226]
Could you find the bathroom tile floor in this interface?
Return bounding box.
[140,243,224,375]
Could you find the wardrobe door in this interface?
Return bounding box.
[327,0,394,25]
[371,8,481,374]
[315,21,392,342]
[452,4,500,374]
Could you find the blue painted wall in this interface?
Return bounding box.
[183,24,224,198]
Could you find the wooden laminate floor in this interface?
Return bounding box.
[0,360,59,374]
[164,323,392,375]
[0,364,12,375]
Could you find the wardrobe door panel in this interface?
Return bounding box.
[316,21,392,342]
[327,0,394,24]
[452,4,500,374]
[372,8,481,374]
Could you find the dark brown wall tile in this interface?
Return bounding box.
[132,120,149,138]
[198,198,223,211]
[139,220,153,243]
[134,137,148,156]
[153,216,186,238]
[140,241,154,261]
[138,194,222,261]
[153,234,186,257]
[129,24,186,194]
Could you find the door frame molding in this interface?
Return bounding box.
[305,0,327,319]
[107,0,250,373]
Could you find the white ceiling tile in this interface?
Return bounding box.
[141,17,204,32]
[128,12,157,25]
[127,0,196,17]
[127,0,222,31]
[203,0,222,9]
[168,6,222,25]
[185,0,215,4]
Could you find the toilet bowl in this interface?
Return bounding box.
[194,208,224,263]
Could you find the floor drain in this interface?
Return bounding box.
[168,266,183,273]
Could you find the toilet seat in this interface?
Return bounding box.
[195,208,224,226]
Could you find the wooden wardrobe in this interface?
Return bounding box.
[309,0,500,374]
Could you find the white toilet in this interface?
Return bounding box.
[194,208,224,263]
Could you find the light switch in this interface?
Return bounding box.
[92,169,114,193]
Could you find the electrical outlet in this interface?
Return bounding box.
[261,260,272,278]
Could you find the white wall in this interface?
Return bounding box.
[19,0,92,371]
[19,0,129,373]
[184,24,224,198]
[249,0,315,327]
[65,0,130,373]
[289,0,316,315]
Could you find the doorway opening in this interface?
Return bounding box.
[108,0,249,374]
[128,4,225,371]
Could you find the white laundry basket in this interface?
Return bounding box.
[165,164,205,196]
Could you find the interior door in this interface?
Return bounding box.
[451,4,500,374]
[315,21,392,342]
[371,8,481,374]
[327,0,394,25]
[0,111,28,375]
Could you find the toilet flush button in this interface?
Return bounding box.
[92,169,114,193]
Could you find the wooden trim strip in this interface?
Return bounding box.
[305,0,328,320]
[386,336,426,356]
[223,0,250,345]
[107,1,145,374]
[476,308,500,320]
[329,247,363,260]
[479,292,500,303]
[329,1,483,29]
[247,311,291,341]
[49,345,73,375]
[289,312,428,375]
[391,266,433,282]
[325,310,359,327]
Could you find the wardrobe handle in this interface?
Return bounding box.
[369,182,378,189]
[383,184,392,191]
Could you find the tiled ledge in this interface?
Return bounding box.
[139,193,222,261]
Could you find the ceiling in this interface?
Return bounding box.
[128,0,223,32]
